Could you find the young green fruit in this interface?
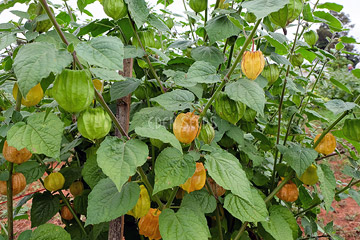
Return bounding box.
[44,172,65,192]
[298,164,319,185]
[189,0,207,13]
[245,12,257,23]
[303,30,319,47]
[261,64,280,84]
[290,53,304,67]
[77,107,112,140]
[198,124,215,144]
[102,0,127,20]
[213,92,246,125]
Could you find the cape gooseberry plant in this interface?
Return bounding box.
[0,0,360,239]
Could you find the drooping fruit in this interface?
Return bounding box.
[102,0,127,20]
[242,108,257,122]
[180,162,206,193]
[173,112,200,144]
[261,64,280,84]
[27,3,54,32]
[290,53,304,67]
[133,30,156,49]
[269,5,288,29]
[276,179,298,202]
[2,140,32,164]
[165,18,174,29]
[69,181,84,197]
[342,119,360,142]
[213,92,246,125]
[61,205,74,220]
[245,12,257,23]
[138,208,162,240]
[13,83,44,107]
[77,107,112,141]
[241,51,265,80]
[44,172,65,192]
[298,164,319,185]
[314,132,336,155]
[127,185,151,219]
[269,0,303,28]
[206,177,226,197]
[0,172,26,195]
[303,30,319,47]
[92,79,104,93]
[198,124,215,144]
[189,0,207,13]
[52,69,94,113]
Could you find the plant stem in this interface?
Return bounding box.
[58,190,87,235]
[39,0,130,140]
[182,0,196,42]
[294,202,319,217]
[127,15,166,94]
[165,186,179,209]
[336,179,360,196]
[137,167,164,209]
[234,173,294,240]
[215,204,224,240]
[199,19,262,122]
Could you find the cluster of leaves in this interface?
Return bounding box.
[0,0,360,240]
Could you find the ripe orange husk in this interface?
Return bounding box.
[276,179,299,202]
[314,132,336,155]
[241,51,265,80]
[2,140,32,164]
[173,112,200,144]
[138,208,162,240]
[180,162,206,193]
[0,172,27,195]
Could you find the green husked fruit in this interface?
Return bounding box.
[52,69,94,113]
[165,18,174,29]
[261,64,280,84]
[343,119,360,142]
[290,53,304,67]
[269,5,288,28]
[103,0,127,20]
[303,30,319,47]
[245,12,257,23]
[198,124,215,144]
[189,0,207,13]
[269,0,303,28]
[77,107,112,140]
[243,108,257,122]
[28,3,54,32]
[240,121,256,133]
[133,30,156,49]
[213,92,246,125]
[298,164,318,185]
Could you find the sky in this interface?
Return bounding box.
[0,0,359,47]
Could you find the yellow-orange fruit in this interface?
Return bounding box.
[138,208,162,240]
[276,179,298,202]
[314,132,336,155]
[2,140,32,164]
[173,112,200,144]
[206,177,226,197]
[180,162,206,193]
[13,83,44,107]
[61,205,74,220]
[0,172,27,195]
[93,79,104,93]
[241,51,265,80]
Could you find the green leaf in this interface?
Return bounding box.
[317,2,343,12]
[270,52,291,65]
[110,78,141,101]
[352,69,360,78]
[225,79,265,116]
[15,161,46,184]
[303,3,315,22]
[181,189,217,214]
[224,190,268,222]
[0,33,16,50]
[313,11,343,31]
[264,36,287,55]
[264,205,298,239]
[205,151,252,202]
[18,230,32,240]
[75,36,124,70]
[261,206,294,240]
[10,10,30,19]
[349,189,360,207]
[30,223,70,240]
[30,192,60,228]
[317,164,336,210]
[13,42,72,96]
[135,123,182,153]
[7,112,64,158]
[97,137,148,191]
[90,68,125,81]
[186,61,221,84]
[304,109,328,122]
[82,155,106,189]
[147,14,170,32]
[153,148,196,195]
[35,30,80,49]
[124,45,145,59]
[330,77,351,94]
[129,107,173,132]
[277,144,318,176]
[339,36,357,44]
[60,167,82,189]
[159,208,210,240]
[86,179,140,225]
[124,0,149,28]
[191,46,225,68]
[151,89,195,111]
[296,48,317,63]
[242,0,289,19]
[205,14,240,44]
[0,0,28,12]
[324,99,357,115]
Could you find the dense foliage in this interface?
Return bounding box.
[0,0,360,239]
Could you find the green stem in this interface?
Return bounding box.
[137,167,164,209]
[182,0,196,42]
[226,41,236,69]
[58,190,87,235]
[215,204,224,240]
[199,19,262,122]
[165,186,179,209]
[294,202,319,217]
[39,0,130,139]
